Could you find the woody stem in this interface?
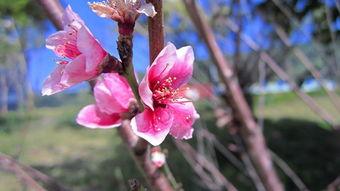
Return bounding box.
[117,34,144,112]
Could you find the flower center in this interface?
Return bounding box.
[55,26,81,59]
[152,77,180,107]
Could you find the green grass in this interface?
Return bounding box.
[0,89,339,190]
[254,89,340,125]
[0,105,139,191]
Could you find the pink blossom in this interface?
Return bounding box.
[89,0,156,35]
[42,5,108,96]
[89,0,156,23]
[131,42,199,146]
[76,73,135,128]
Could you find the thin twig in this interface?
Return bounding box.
[232,134,266,191]
[260,52,336,127]
[270,151,309,191]
[270,0,339,78]
[257,60,266,130]
[199,129,245,173]
[223,17,337,128]
[324,4,339,77]
[0,152,70,191]
[275,25,340,114]
[175,140,238,191]
[182,1,284,190]
[177,144,219,190]
[118,120,173,191]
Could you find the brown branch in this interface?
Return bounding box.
[202,86,310,191]
[147,0,165,63]
[260,53,336,127]
[199,129,245,173]
[200,128,267,191]
[182,1,284,191]
[176,142,219,190]
[232,133,267,191]
[270,0,339,78]
[223,16,337,128]
[36,0,63,30]
[0,152,69,191]
[194,78,309,191]
[118,120,172,191]
[325,4,339,76]
[36,0,173,190]
[275,25,340,114]
[270,151,309,191]
[175,140,238,191]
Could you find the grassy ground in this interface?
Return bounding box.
[254,89,340,126]
[0,90,339,190]
[0,104,140,191]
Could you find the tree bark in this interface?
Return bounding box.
[36,0,63,30]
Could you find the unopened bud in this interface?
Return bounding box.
[151,147,166,167]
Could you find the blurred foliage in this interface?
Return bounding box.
[0,0,46,66]
[256,0,339,44]
[0,0,45,25]
[0,112,35,133]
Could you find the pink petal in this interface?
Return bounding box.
[139,42,177,110]
[137,3,157,17]
[77,25,107,73]
[148,42,177,85]
[167,46,194,89]
[168,99,199,139]
[41,64,68,96]
[131,107,174,146]
[88,2,119,20]
[76,104,121,129]
[46,31,67,50]
[94,73,134,114]
[63,5,84,28]
[139,72,154,110]
[60,54,97,86]
[46,31,76,58]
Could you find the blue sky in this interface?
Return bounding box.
[28,1,151,92]
[26,0,338,93]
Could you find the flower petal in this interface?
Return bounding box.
[41,64,68,96]
[63,5,84,29]
[46,31,76,57]
[88,2,119,19]
[169,100,199,139]
[76,104,121,129]
[131,107,174,146]
[60,54,96,86]
[77,25,107,72]
[139,71,154,110]
[94,73,134,114]
[139,42,177,110]
[148,42,177,85]
[167,46,194,89]
[137,3,157,17]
